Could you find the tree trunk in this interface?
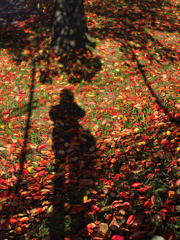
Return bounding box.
[51,0,89,53]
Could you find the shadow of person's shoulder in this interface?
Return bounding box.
[49,100,85,123]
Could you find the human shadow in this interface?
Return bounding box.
[0,3,101,202]
[49,89,98,238]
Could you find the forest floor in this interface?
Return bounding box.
[0,0,179,239]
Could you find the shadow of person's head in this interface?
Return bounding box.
[49,89,85,127]
[60,88,74,103]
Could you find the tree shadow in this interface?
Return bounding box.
[0,6,102,238]
[88,0,179,62]
[0,14,51,62]
[0,12,102,85]
[86,0,179,124]
[0,3,102,194]
[0,0,40,28]
[121,41,180,125]
[57,49,102,84]
[48,88,99,238]
[123,0,179,32]
[0,60,37,240]
[88,0,179,32]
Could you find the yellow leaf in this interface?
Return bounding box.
[47,205,53,214]
[83,195,88,203]
[19,217,29,222]
[134,128,140,133]
[41,189,52,194]
[88,93,95,97]
[137,141,146,146]
[39,49,43,54]
[166,131,171,136]
[27,167,33,173]
[117,95,123,100]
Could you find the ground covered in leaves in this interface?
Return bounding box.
[0,0,180,239]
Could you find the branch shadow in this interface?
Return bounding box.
[87,0,179,124]
[48,88,99,238]
[57,49,102,84]
[0,4,102,193]
[0,4,102,84]
[0,6,102,238]
[88,0,179,62]
[121,41,180,125]
[0,60,37,239]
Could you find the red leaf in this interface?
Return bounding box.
[161,139,168,144]
[144,195,155,208]
[112,201,130,209]
[111,235,124,240]
[119,191,131,199]
[9,218,18,224]
[0,184,8,189]
[131,182,142,188]
[2,109,8,114]
[91,204,99,212]
[38,144,46,150]
[0,178,8,184]
[137,186,151,192]
[126,214,135,225]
